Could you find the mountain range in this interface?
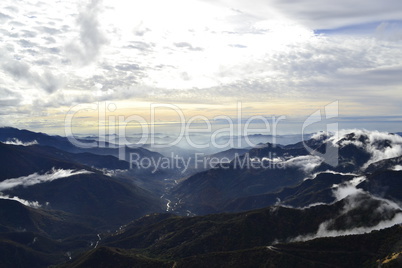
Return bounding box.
[0,127,402,267]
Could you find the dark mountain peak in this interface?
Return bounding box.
[0,126,164,163]
[372,139,393,150]
[335,131,399,152]
[259,142,275,148]
[284,133,328,151]
[312,130,402,173]
[0,126,52,139]
[338,132,369,144]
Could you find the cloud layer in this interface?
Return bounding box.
[0,168,92,191]
[0,168,92,208]
[329,129,402,169]
[0,194,41,208]
[291,178,402,242]
[3,138,38,146]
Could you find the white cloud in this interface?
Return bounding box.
[284,155,323,173]
[393,165,402,171]
[0,168,92,191]
[293,213,402,241]
[0,194,42,208]
[0,87,21,107]
[214,0,402,30]
[329,129,402,169]
[0,48,63,94]
[312,170,359,177]
[332,183,364,201]
[291,180,402,242]
[258,154,322,173]
[375,21,402,41]
[65,0,108,65]
[3,138,38,146]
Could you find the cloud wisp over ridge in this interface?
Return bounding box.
[0,168,92,208]
[290,176,402,242]
[0,168,92,192]
[3,138,38,146]
[0,194,42,208]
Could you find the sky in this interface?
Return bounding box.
[0,0,402,138]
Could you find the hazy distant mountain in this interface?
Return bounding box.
[0,127,163,161]
[0,142,133,181]
[207,147,251,160]
[214,133,312,149]
[0,127,74,151]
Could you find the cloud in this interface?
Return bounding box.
[65,0,108,65]
[125,41,154,53]
[18,39,36,48]
[393,165,402,171]
[38,70,62,93]
[375,21,402,41]
[310,170,359,181]
[329,130,402,169]
[268,0,402,29]
[229,44,247,48]
[0,0,401,131]
[130,33,402,109]
[200,0,402,30]
[284,155,323,173]
[0,87,22,107]
[40,26,62,35]
[257,154,322,174]
[0,194,42,208]
[332,180,365,201]
[174,42,203,51]
[0,168,92,191]
[294,212,402,241]
[3,138,38,146]
[0,12,12,22]
[0,99,21,107]
[291,179,402,242]
[0,49,63,93]
[115,64,141,72]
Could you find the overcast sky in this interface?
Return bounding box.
[0,0,402,135]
